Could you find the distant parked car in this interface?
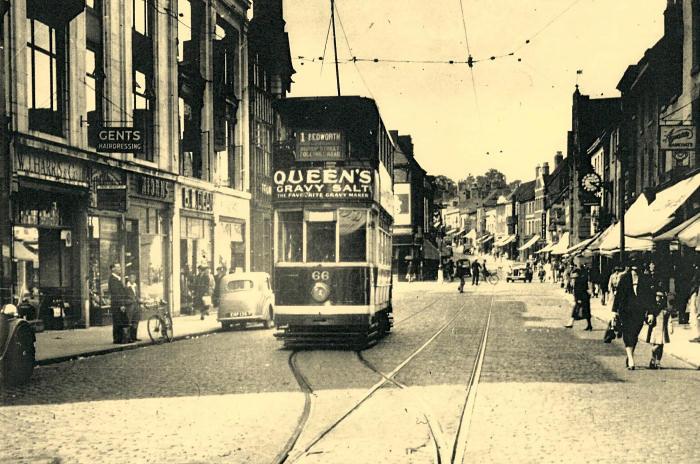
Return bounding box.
[217,272,275,330]
[506,264,532,283]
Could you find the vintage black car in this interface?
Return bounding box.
[0,304,36,386]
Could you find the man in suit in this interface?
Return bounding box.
[108,263,127,344]
[125,274,140,342]
[471,260,481,285]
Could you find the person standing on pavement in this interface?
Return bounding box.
[406,260,415,283]
[645,291,673,369]
[108,263,128,344]
[194,265,215,320]
[125,274,140,342]
[600,265,612,306]
[471,259,481,286]
[613,264,651,370]
[213,266,227,308]
[564,269,592,330]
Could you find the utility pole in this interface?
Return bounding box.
[330,0,341,96]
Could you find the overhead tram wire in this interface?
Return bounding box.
[334,1,376,100]
[513,0,585,52]
[319,13,333,77]
[457,0,482,128]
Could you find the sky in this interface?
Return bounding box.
[281,0,668,184]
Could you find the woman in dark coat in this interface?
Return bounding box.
[613,265,652,370]
[564,269,592,330]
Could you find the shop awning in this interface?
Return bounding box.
[625,171,700,238]
[478,234,494,245]
[563,232,602,257]
[518,234,541,251]
[598,222,654,253]
[537,242,555,254]
[423,239,440,260]
[495,235,516,247]
[655,212,700,248]
[466,229,478,240]
[550,232,571,255]
[12,241,38,264]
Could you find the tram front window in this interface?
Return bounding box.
[339,209,366,262]
[307,220,336,262]
[278,211,302,262]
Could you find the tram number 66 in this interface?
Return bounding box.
[312,271,330,281]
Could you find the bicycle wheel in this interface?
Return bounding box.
[162,314,173,342]
[487,273,499,285]
[147,315,165,344]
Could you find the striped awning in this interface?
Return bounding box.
[518,234,541,251]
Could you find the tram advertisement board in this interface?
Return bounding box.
[273,167,373,201]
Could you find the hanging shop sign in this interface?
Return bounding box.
[660,125,696,150]
[95,127,144,153]
[273,167,373,201]
[182,187,213,212]
[14,148,88,187]
[296,130,345,161]
[541,212,547,239]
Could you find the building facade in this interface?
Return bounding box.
[0,0,259,326]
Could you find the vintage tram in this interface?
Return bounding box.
[272,97,394,347]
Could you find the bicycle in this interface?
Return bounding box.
[483,268,500,285]
[146,299,173,344]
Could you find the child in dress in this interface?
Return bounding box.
[645,291,673,369]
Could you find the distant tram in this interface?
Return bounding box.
[272,97,394,347]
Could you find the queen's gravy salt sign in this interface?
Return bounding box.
[273,167,373,201]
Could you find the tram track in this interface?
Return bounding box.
[274,295,494,464]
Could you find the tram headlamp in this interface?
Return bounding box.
[310,282,331,303]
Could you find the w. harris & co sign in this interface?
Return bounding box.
[273,167,373,201]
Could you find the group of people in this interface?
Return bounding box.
[440,257,491,292]
[183,264,235,320]
[560,259,699,370]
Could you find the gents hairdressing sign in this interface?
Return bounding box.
[296,130,345,161]
[96,127,144,153]
[273,167,373,201]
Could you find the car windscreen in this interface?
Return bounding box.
[226,280,254,292]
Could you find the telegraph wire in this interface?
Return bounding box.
[512,0,585,52]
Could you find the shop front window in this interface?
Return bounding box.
[339,209,366,262]
[277,211,302,262]
[88,216,120,307]
[180,216,213,271]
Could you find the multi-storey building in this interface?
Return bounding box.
[0,0,260,326]
[248,0,294,277]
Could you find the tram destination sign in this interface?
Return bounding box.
[273,167,373,201]
[296,130,345,161]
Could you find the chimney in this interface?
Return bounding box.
[554,151,564,168]
[542,162,550,177]
[535,164,541,179]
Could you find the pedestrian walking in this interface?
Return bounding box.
[194,265,215,320]
[124,274,140,342]
[613,264,651,370]
[600,265,612,306]
[108,263,128,344]
[645,291,673,369]
[456,260,466,293]
[406,260,415,283]
[564,269,592,330]
[471,259,481,286]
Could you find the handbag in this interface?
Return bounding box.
[201,295,212,307]
[603,323,616,343]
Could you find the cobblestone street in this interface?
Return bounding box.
[2,282,700,463]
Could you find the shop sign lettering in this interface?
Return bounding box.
[138,175,173,201]
[660,125,696,150]
[14,149,88,187]
[96,127,144,153]
[182,187,213,211]
[273,167,373,201]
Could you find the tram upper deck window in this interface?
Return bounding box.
[339,210,366,262]
[278,211,302,262]
[306,211,336,262]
